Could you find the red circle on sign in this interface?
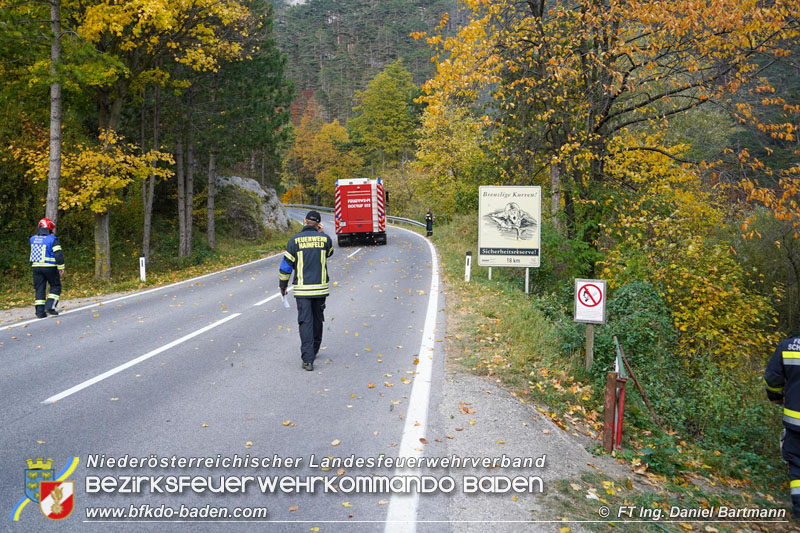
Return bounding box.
[578,284,602,307]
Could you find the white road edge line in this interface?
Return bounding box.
[253,287,293,306]
[346,247,362,259]
[385,228,439,533]
[2,253,282,332]
[41,313,242,404]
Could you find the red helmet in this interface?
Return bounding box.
[38,218,55,231]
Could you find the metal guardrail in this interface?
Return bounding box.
[283,203,426,228]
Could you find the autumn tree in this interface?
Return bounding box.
[419,0,800,253]
[66,0,251,277]
[285,103,363,206]
[348,59,419,171]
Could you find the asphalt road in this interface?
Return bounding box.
[1,210,448,532]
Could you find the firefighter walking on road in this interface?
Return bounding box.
[764,329,800,522]
[425,208,435,237]
[30,218,65,318]
[279,211,334,371]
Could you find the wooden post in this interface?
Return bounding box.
[585,323,594,371]
[603,372,618,453]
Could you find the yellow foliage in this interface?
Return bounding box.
[600,132,777,374]
[14,130,173,214]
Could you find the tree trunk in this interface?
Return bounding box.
[176,133,187,257]
[46,0,62,224]
[142,85,159,261]
[94,211,110,280]
[207,152,216,250]
[550,161,562,230]
[185,125,194,256]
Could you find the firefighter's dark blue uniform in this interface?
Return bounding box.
[425,210,434,237]
[30,227,65,318]
[765,333,800,518]
[279,213,334,370]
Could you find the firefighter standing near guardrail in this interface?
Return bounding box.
[764,330,800,522]
[279,211,334,371]
[30,218,65,318]
[425,208,434,237]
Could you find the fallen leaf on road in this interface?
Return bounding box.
[289,505,298,512]
[337,468,345,475]
[110,397,119,401]
[469,419,476,425]
[342,502,353,508]
[512,495,518,502]
[419,438,428,444]
[497,440,505,444]
[569,483,581,491]
[378,499,389,505]
[446,435,454,439]
[245,441,253,448]
[331,439,341,446]
[37,440,46,444]
[202,424,208,428]
[282,420,291,426]
[368,383,375,389]
[455,428,463,431]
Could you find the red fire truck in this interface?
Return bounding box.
[334,177,387,246]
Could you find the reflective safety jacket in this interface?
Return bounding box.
[279,225,334,298]
[29,231,65,270]
[765,334,800,430]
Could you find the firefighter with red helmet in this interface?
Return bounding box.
[30,218,65,318]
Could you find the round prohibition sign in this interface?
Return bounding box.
[578,284,603,308]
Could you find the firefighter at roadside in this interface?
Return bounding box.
[425,208,434,237]
[279,211,334,371]
[30,218,65,318]
[764,329,800,521]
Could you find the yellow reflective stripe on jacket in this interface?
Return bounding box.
[32,262,57,267]
[294,288,330,297]
[784,408,800,428]
[784,351,800,359]
[791,480,800,489]
[279,272,291,281]
[321,250,327,284]
[52,245,62,252]
[284,251,295,262]
[297,251,304,285]
[764,378,783,393]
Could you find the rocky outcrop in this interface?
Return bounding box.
[216,176,290,238]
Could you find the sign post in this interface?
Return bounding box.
[574,279,607,370]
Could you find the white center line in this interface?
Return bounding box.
[41,313,242,404]
[254,287,293,306]
[346,247,363,259]
[385,227,440,533]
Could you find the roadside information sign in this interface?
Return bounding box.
[574,279,606,324]
[478,186,541,267]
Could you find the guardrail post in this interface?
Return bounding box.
[465,251,472,282]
